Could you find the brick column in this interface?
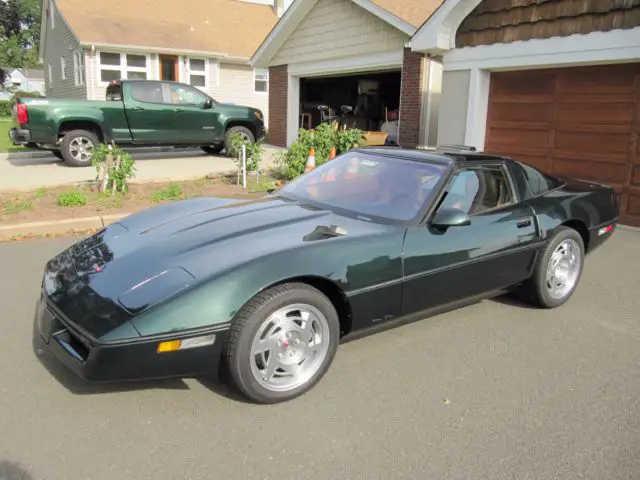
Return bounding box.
[268,65,288,147]
[398,48,425,149]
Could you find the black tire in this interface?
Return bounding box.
[512,226,585,308]
[223,126,254,155]
[223,282,340,404]
[201,145,224,155]
[52,150,64,160]
[59,129,100,167]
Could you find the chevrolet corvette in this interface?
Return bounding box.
[33,146,619,404]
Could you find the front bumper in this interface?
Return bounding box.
[9,127,31,145]
[32,292,227,383]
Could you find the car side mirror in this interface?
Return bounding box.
[204,98,213,109]
[430,208,471,228]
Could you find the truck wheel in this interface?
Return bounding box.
[52,150,64,160]
[223,126,254,155]
[201,145,224,155]
[60,129,100,167]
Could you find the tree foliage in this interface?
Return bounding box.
[0,0,42,70]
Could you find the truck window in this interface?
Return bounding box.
[106,82,122,101]
[129,82,164,104]
[168,84,207,107]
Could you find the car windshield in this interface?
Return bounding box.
[277,151,449,222]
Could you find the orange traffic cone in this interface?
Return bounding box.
[305,146,316,172]
[329,146,336,160]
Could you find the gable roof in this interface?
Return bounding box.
[252,0,443,67]
[370,0,444,29]
[55,0,279,59]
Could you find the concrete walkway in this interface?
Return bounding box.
[0,146,283,192]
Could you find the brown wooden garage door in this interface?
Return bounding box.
[485,63,640,227]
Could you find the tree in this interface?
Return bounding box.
[0,0,41,69]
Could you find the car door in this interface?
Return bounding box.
[162,82,222,144]
[401,161,540,316]
[123,81,176,144]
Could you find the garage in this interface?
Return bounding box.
[299,69,401,144]
[484,63,640,226]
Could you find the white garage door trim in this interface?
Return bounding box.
[286,50,403,145]
[288,50,403,77]
[443,27,640,72]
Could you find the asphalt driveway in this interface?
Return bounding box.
[0,229,639,480]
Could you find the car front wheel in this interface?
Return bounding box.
[223,283,340,404]
[513,226,585,308]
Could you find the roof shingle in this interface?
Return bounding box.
[56,0,279,58]
[370,0,445,29]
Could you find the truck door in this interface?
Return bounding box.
[161,82,221,144]
[123,81,175,144]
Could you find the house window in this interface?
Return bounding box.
[60,57,66,80]
[254,68,268,93]
[73,49,85,86]
[187,58,206,88]
[98,52,149,83]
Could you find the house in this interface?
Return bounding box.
[251,0,445,149]
[38,0,295,128]
[409,0,640,227]
[0,68,46,100]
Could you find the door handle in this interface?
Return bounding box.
[132,106,144,110]
[172,108,183,112]
[516,217,532,228]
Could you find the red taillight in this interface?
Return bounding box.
[16,103,29,124]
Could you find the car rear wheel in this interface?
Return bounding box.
[512,226,585,308]
[223,283,340,404]
[59,129,99,167]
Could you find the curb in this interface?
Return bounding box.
[0,213,130,241]
[0,146,202,161]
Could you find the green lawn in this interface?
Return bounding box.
[0,117,27,153]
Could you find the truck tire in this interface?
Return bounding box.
[201,145,224,155]
[60,129,100,167]
[223,126,255,155]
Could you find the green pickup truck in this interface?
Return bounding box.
[8,79,266,167]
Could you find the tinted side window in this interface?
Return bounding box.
[168,84,207,106]
[106,83,122,101]
[518,162,563,197]
[440,165,515,215]
[129,82,164,104]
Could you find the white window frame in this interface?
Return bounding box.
[50,0,55,29]
[60,57,66,80]
[254,67,268,94]
[97,51,151,86]
[47,64,52,84]
[185,57,209,90]
[73,49,85,86]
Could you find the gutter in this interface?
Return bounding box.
[80,42,251,65]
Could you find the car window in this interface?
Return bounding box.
[439,165,514,215]
[277,152,448,222]
[168,84,207,106]
[106,82,122,101]
[129,82,164,104]
[518,162,564,197]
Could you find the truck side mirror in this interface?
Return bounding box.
[204,99,213,110]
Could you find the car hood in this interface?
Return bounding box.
[43,195,391,339]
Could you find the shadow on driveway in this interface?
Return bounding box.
[0,460,36,480]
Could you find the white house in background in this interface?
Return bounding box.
[38,0,295,127]
[408,0,640,227]
[0,68,46,100]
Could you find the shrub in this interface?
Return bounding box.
[56,190,87,207]
[0,101,11,118]
[279,126,364,180]
[92,143,136,194]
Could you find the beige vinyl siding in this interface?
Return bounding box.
[43,0,87,98]
[214,63,270,128]
[271,0,408,66]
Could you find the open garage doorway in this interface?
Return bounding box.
[299,69,401,146]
